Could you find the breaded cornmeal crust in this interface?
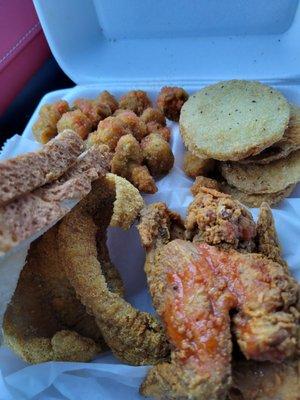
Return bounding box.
[179,80,290,161]
[221,149,300,194]
[105,173,144,229]
[220,183,295,208]
[239,104,300,164]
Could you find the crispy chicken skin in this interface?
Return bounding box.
[186,187,257,252]
[58,177,169,365]
[32,100,70,143]
[138,203,299,399]
[229,359,300,400]
[257,202,288,270]
[157,86,189,122]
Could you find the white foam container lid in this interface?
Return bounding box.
[34,0,300,86]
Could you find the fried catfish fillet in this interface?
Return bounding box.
[138,203,299,400]
[58,175,169,365]
[3,225,104,363]
[229,359,300,400]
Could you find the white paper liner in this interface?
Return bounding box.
[0,86,299,400]
[0,136,41,345]
[0,136,79,344]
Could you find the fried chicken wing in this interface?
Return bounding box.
[58,176,169,365]
[186,187,257,252]
[199,244,299,362]
[138,204,232,399]
[138,203,299,399]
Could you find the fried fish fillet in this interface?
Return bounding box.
[3,225,101,363]
[58,175,169,365]
[3,176,128,364]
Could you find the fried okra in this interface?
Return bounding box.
[157,86,189,121]
[73,99,111,128]
[141,133,174,176]
[57,109,93,140]
[111,134,157,193]
[119,90,152,116]
[96,91,119,113]
[33,100,70,143]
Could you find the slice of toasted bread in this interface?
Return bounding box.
[0,145,112,255]
[0,130,84,206]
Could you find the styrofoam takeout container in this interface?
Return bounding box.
[1,1,300,399]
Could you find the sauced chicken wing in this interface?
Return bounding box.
[138,202,299,399]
